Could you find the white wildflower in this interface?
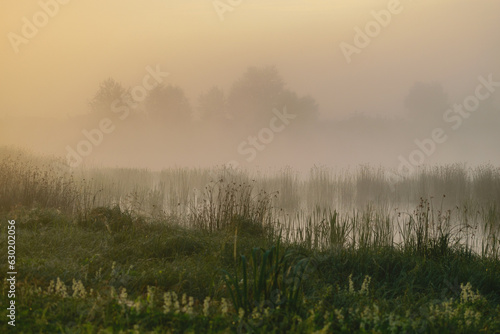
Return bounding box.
[203,296,211,316]
[360,275,371,295]
[55,277,68,298]
[72,279,87,299]
[221,298,229,316]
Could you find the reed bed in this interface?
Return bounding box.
[1,147,500,332]
[1,147,499,256]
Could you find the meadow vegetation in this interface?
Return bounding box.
[0,147,499,333]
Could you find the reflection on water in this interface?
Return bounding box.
[1,147,498,258]
[90,164,500,258]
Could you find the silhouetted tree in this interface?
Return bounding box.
[198,86,228,121]
[89,78,130,115]
[145,84,192,124]
[405,82,449,124]
[227,66,284,124]
[227,66,318,126]
[276,90,319,124]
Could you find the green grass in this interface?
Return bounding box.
[0,147,499,332]
[0,206,499,333]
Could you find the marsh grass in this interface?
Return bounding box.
[1,147,500,332]
[1,206,499,333]
[189,176,275,233]
[0,147,78,213]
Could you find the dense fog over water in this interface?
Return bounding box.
[3,4,500,332]
[1,0,499,172]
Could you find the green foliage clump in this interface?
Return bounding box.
[79,205,135,233]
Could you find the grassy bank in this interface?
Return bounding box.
[0,206,499,333]
[0,148,499,332]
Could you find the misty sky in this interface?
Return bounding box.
[1,0,499,172]
[2,0,499,119]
